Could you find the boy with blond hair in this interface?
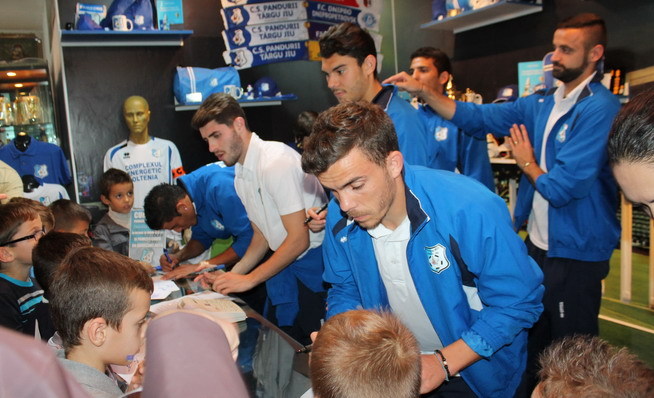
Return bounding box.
[0,201,50,339]
[50,247,153,397]
[310,310,421,398]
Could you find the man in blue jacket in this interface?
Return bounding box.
[143,162,253,278]
[385,13,620,395]
[302,102,543,398]
[409,47,495,191]
[319,22,431,168]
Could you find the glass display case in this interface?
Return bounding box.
[0,59,58,146]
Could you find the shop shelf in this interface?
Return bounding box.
[61,30,193,47]
[174,94,298,111]
[420,1,542,34]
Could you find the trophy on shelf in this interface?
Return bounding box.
[14,94,41,125]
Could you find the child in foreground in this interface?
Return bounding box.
[310,310,421,398]
[50,247,153,397]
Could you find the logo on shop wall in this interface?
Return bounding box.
[425,244,450,274]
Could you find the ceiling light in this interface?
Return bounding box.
[14,83,23,88]
[7,72,16,77]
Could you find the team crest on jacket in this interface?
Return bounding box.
[425,244,450,274]
[211,219,225,231]
[556,124,568,143]
[434,127,448,141]
[152,149,161,157]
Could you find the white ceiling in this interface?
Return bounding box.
[0,0,48,34]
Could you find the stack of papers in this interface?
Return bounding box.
[150,291,246,323]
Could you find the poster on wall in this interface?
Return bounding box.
[220,0,382,70]
[221,1,307,29]
[518,61,544,97]
[306,1,380,32]
[223,40,309,69]
[222,20,309,50]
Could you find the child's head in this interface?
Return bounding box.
[8,197,55,233]
[310,310,421,398]
[49,199,92,236]
[99,169,134,214]
[50,247,154,365]
[32,231,92,299]
[0,202,44,269]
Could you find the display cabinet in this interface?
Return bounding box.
[0,59,58,146]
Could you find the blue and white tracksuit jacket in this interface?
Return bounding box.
[418,104,495,191]
[451,75,620,261]
[323,164,544,397]
[178,162,252,256]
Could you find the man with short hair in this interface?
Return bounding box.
[143,162,252,277]
[319,22,431,167]
[302,101,543,397]
[191,93,327,343]
[409,47,494,190]
[104,96,184,208]
[385,14,620,393]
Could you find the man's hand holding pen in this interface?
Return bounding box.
[305,203,328,233]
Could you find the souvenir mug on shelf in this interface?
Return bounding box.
[462,88,482,104]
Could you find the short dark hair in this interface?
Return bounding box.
[32,231,92,299]
[608,89,654,166]
[100,168,133,198]
[190,93,248,130]
[301,101,399,176]
[537,335,654,397]
[311,310,421,398]
[557,13,607,50]
[49,199,91,231]
[319,22,378,78]
[143,183,188,229]
[7,197,54,232]
[294,110,319,143]
[49,247,153,352]
[0,201,39,249]
[410,47,452,75]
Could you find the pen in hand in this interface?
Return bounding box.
[304,203,328,224]
[163,248,173,263]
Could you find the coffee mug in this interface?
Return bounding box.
[112,15,133,31]
[224,85,244,100]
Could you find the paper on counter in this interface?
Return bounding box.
[150,276,181,300]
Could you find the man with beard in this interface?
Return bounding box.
[384,13,620,396]
[190,93,327,344]
[302,102,543,397]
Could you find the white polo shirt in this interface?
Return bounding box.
[235,133,325,253]
[369,216,443,352]
[528,72,596,250]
